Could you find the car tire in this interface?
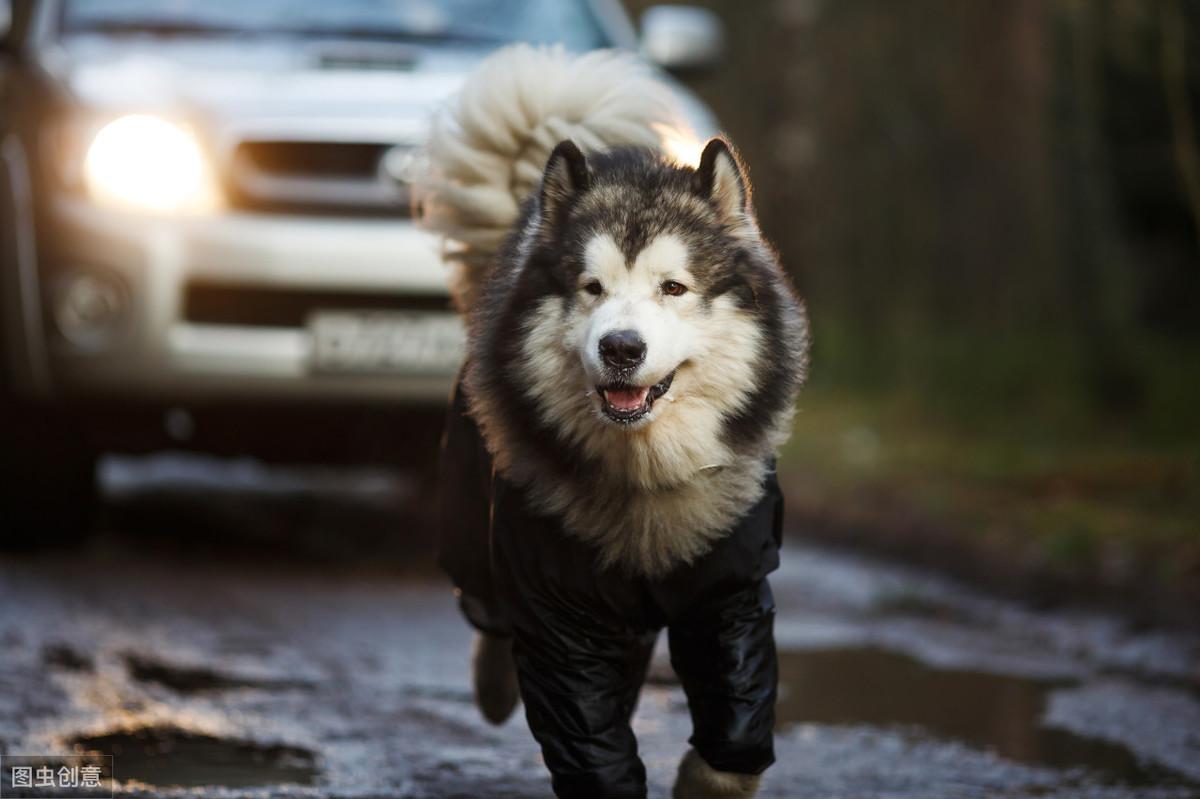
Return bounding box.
[0,402,99,551]
[1,136,99,550]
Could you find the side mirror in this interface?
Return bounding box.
[639,5,724,73]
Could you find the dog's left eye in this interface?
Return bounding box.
[661,280,688,297]
[584,280,603,296]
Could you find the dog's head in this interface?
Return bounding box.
[472,137,807,488]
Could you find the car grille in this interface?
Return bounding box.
[240,141,386,178]
[226,141,416,216]
[184,282,451,328]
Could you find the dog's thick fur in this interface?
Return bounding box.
[419,45,809,577]
[674,749,762,799]
[419,44,808,797]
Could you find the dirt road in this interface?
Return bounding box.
[1,455,1197,798]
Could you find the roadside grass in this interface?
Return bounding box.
[778,387,1200,603]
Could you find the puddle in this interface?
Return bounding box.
[777,647,1188,787]
[124,653,311,694]
[70,727,319,788]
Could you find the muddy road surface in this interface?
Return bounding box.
[1,453,1198,798]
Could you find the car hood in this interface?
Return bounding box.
[50,34,480,143]
[47,34,717,152]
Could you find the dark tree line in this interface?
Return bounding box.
[630,0,1200,439]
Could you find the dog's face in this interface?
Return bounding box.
[572,226,758,430]
[576,231,694,426]
[485,137,797,491]
[536,140,765,433]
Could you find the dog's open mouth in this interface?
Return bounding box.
[597,371,675,424]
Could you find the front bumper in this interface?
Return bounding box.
[37,195,463,405]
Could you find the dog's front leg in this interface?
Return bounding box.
[511,622,652,799]
[673,748,762,798]
[667,579,777,798]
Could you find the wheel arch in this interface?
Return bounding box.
[0,131,52,399]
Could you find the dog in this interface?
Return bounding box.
[418,44,808,799]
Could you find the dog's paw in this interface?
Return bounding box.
[672,749,761,799]
[471,632,519,725]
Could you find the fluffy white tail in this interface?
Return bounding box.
[416,44,691,309]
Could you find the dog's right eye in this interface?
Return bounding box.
[584,280,603,296]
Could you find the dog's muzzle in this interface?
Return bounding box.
[597,371,675,424]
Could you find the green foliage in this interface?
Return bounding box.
[780,386,1200,591]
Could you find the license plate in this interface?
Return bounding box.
[309,311,465,374]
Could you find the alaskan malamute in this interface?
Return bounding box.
[419,45,808,799]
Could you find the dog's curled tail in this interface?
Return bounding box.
[416,44,691,310]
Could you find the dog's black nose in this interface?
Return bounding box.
[599,330,646,369]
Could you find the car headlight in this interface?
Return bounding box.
[83,115,219,213]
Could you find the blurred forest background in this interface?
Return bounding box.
[625,0,1200,615]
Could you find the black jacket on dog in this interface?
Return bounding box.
[440,384,781,799]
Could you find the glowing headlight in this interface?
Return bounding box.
[83,115,217,213]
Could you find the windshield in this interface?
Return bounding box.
[61,0,611,50]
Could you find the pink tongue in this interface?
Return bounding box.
[606,386,650,411]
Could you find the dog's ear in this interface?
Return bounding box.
[693,137,752,230]
[538,140,590,228]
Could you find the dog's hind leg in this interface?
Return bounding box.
[472,631,520,725]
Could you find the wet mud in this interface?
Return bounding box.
[69,727,319,789]
[776,646,1192,789]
